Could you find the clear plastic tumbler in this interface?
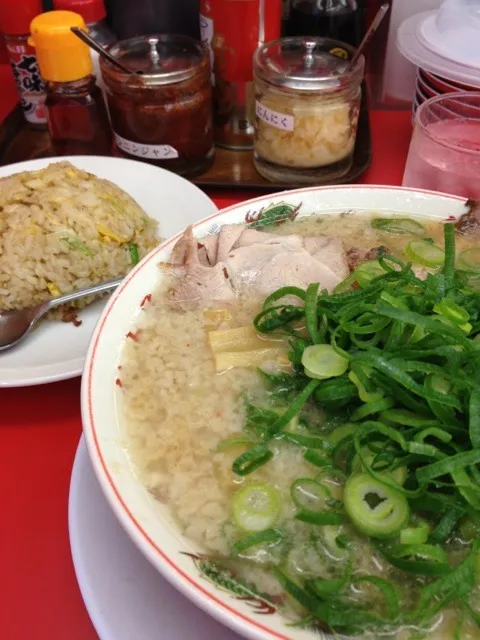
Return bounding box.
[403,92,480,199]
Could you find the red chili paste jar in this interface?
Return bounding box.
[101,34,214,177]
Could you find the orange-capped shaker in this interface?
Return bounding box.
[29,10,112,157]
[29,10,92,82]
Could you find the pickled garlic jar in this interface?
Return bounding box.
[253,37,364,184]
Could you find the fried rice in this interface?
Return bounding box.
[0,161,159,319]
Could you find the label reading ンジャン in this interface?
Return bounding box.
[255,102,294,132]
[114,133,179,160]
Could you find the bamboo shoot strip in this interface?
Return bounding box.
[214,348,288,372]
[208,325,285,353]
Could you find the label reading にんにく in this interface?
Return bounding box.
[114,134,179,160]
[255,102,294,132]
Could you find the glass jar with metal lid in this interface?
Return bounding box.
[253,36,364,184]
[101,34,214,177]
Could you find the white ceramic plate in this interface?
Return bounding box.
[81,186,469,640]
[0,156,217,388]
[69,436,242,640]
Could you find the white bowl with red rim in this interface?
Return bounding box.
[416,81,431,106]
[81,186,470,640]
[416,71,438,99]
[421,68,479,94]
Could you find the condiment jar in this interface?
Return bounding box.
[100,35,214,177]
[253,36,364,184]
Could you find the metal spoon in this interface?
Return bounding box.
[346,3,390,72]
[0,277,124,352]
[70,27,136,75]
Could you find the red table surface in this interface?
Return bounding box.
[0,99,413,639]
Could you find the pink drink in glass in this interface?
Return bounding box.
[403,92,480,199]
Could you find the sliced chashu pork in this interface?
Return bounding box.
[455,198,480,235]
[164,224,350,308]
[165,226,235,304]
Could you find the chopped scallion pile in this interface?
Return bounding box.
[219,222,480,636]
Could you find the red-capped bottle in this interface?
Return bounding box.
[200,0,282,150]
[0,0,47,128]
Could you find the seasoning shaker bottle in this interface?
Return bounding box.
[29,11,112,156]
[0,0,47,129]
[53,0,116,90]
[200,0,282,150]
[253,36,364,184]
[100,34,214,177]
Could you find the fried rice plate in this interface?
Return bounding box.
[0,161,159,319]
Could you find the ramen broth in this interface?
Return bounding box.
[120,212,480,639]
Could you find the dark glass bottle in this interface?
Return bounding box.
[45,76,112,155]
[104,0,200,40]
[284,0,361,47]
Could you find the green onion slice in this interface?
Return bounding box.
[232,483,281,532]
[375,542,451,577]
[443,223,456,289]
[232,528,285,554]
[352,575,400,619]
[400,519,430,545]
[458,247,480,273]
[303,449,332,468]
[353,260,386,288]
[232,444,273,476]
[216,436,257,452]
[305,283,321,344]
[371,217,425,236]
[389,543,448,564]
[350,396,395,422]
[343,473,410,539]
[416,449,480,484]
[327,423,357,446]
[291,478,330,513]
[469,390,480,450]
[404,240,445,268]
[302,344,349,380]
[348,370,384,403]
[433,298,470,325]
[316,525,349,561]
[280,432,332,451]
[295,510,345,525]
[430,508,463,543]
[351,449,407,486]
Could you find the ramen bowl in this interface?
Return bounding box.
[81,185,469,640]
